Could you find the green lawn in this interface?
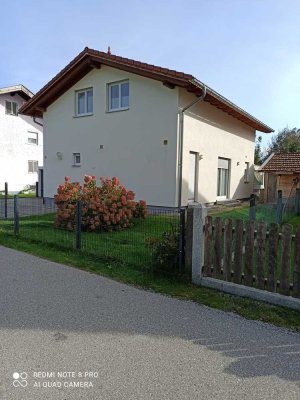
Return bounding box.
[0,212,179,269]
[0,211,299,331]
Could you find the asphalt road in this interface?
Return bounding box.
[0,246,299,400]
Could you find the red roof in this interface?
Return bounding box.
[19,47,273,133]
[261,152,300,173]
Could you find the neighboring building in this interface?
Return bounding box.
[260,152,300,202]
[19,48,273,206]
[0,85,43,193]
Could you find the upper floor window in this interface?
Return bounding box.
[5,100,18,116]
[108,81,129,112]
[28,131,38,145]
[76,88,93,116]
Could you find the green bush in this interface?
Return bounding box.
[146,229,179,273]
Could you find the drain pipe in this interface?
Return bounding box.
[33,117,43,127]
[177,85,207,208]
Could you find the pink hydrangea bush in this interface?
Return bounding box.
[54,175,147,231]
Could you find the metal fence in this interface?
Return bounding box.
[0,197,185,273]
[208,190,300,227]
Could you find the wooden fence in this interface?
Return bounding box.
[203,216,300,298]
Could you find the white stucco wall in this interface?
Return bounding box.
[179,89,256,204]
[0,93,43,192]
[43,66,179,205]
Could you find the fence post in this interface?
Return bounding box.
[276,190,283,224]
[75,200,81,250]
[185,203,207,284]
[4,182,8,219]
[249,194,256,221]
[296,188,300,216]
[14,195,19,235]
[178,208,185,273]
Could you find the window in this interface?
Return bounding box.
[76,88,93,116]
[28,160,38,173]
[108,81,129,111]
[5,100,18,115]
[73,153,81,166]
[28,132,38,145]
[244,162,250,183]
[217,158,230,198]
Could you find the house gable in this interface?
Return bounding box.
[19,47,273,133]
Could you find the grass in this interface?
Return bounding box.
[0,213,179,269]
[0,213,300,331]
[0,192,36,198]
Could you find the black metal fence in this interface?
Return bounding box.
[0,197,186,273]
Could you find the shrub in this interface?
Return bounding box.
[146,228,179,273]
[54,175,147,232]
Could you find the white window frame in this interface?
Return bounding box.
[5,100,18,116]
[244,162,250,183]
[73,153,81,167]
[27,131,38,145]
[107,80,129,112]
[75,88,93,116]
[28,160,38,173]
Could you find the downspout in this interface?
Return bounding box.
[33,117,43,127]
[177,85,207,208]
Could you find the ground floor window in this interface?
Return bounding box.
[217,158,230,198]
[28,160,38,173]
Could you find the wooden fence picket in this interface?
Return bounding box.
[244,220,255,286]
[214,217,222,278]
[223,219,232,281]
[268,223,279,292]
[293,227,300,298]
[233,219,243,284]
[280,224,292,296]
[256,222,266,290]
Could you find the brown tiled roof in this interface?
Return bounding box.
[261,152,300,172]
[19,47,273,133]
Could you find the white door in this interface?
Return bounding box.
[217,157,230,200]
[188,152,197,202]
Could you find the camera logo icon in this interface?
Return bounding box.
[13,372,28,388]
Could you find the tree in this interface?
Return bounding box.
[254,135,263,165]
[266,127,300,158]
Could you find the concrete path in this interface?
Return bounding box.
[0,246,299,400]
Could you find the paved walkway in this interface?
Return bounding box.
[0,246,299,400]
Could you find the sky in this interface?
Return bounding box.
[1,0,300,148]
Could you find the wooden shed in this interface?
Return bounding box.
[260,152,300,203]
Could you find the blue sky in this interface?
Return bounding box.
[1,0,299,148]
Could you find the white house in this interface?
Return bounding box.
[19,48,273,206]
[0,85,43,193]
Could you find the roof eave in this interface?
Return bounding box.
[191,79,274,133]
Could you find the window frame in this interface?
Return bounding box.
[28,160,38,174]
[73,153,81,167]
[107,80,129,112]
[5,100,18,116]
[27,131,38,145]
[75,88,93,117]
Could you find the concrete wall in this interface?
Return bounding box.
[0,93,43,192]
[43,66,179,205]
[179,89,256,204]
